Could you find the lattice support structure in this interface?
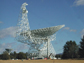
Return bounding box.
[39,34,56,58]
[16,3,31,43]
[15,2,65,59]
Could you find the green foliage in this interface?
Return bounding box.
[13,51,17,59]
[10,51,27,59]
[1,36,84,60]
[10,51,17,59]
[0,51,27,60]
[1,51,10,60]
[55,54,62,59]
[17,52,26,59]
[62,40,79,59]
[0,54,2,59]
[79,37,84,58]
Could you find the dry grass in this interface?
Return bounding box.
[0,59,84,63]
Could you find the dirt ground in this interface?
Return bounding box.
[0,59,84,63]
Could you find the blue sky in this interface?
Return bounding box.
[0,0,84,54]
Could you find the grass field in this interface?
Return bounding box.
[0,60,84,63]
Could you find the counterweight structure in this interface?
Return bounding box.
[15,3,65,58]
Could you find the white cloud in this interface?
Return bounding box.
[73,0,84,6]
[41,0,44,2]
[63,27,70,30]
[0,21,2,23]
[70,29,77,32]
[81,29,84,38]
[0,26,17,39]
[63,27,76,32]
[14,43,29,52]
[0,43,12,54]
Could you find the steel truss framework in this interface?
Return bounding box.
[15,3,65,58]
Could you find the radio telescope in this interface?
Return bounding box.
[5,49,12,55]
[15,3,65,58]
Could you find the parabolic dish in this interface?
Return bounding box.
[20,25,65,38]
[5,49,12,52]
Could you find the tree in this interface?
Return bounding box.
[1,51,10,60]
[10,51,17,59]
[55,54,62,59]
[79,36,84,58]
[62,40,78,59]
[14,51,17,59]
[0,54,2,59]
[17,52,26,59]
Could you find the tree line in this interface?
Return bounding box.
[0,36,84,60]
[0,51,27,60]
[56,36,84,59]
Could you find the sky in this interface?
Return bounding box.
[0,0,84,54]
